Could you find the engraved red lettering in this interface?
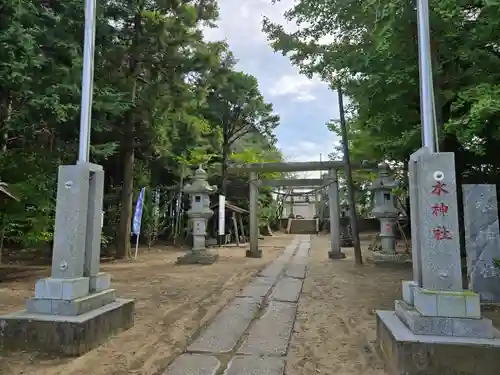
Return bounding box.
[431,181,449,196]
[432,226,452,240]
[431,203,449,216]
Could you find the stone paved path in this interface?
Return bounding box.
[162,235,311,375]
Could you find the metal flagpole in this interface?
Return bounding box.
[78,0,97,163]
[416,0,436,152]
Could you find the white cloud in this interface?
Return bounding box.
[269,74,325,101]
[202,0,341,177]
[294,92,316,102]
[204,0,297,45]
[277,136,341,178]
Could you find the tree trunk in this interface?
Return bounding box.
[115,8,142,258]
[116,134,134,258]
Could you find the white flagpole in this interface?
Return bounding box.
[134,233,140,260]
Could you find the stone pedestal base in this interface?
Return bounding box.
[376,310,500,375]
[0,299,134,356]
[176,250,219,265]
[328,251,346,260]
[26,288,116,316]
[246,249,262,258]
[395,300,494,338]
[373,252,411,264]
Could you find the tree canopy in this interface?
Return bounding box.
[0,0,282,258]
[263,0,500,186]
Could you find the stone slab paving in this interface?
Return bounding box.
[187,297,261,353]
[237,301,298,356]
[239,276,276,298]
[225,356,286,375]
[259,262,286,279]
[285,263,306,279]
[163,235,311,375]
[270,277,303,303]
[294,244,310,264]
[162,354,220,375]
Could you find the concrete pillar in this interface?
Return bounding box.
[1,164,134,355]
[84,166,110,291]
[43,164,109,291]
[328,170,345,259]
[247,171,262,258]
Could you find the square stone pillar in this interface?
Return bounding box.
[376,149,500,375]
[0,164,134,355]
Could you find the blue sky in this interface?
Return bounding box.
[204,0,341,177]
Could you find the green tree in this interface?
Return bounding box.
[0,0,283,259]
[204,71,280,196]
[263,0,500,197]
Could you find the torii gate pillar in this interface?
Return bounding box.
[247,171,261,258]
[328,170,345,259]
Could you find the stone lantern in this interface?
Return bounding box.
[369,162,407,263]
[176,165,219,265]
[339,192,354,247]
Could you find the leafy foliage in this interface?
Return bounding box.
[263,0,500,204]
[0,0,282,257]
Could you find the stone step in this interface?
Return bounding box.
[289,219,317,234]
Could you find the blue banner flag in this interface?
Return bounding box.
[132,187,146,235]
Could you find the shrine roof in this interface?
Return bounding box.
[210,201,249,214]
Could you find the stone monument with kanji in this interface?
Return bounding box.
[376,149,500,374]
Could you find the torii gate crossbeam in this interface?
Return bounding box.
[228,160,345,172]
[227,161,347,259]
[259,179,324,187]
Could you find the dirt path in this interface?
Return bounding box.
[0,234,293,375]
[286,234,410,375]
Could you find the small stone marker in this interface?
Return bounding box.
[463,184,500,302]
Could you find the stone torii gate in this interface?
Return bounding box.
[263,177,323,217]
[228,160,348,259]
